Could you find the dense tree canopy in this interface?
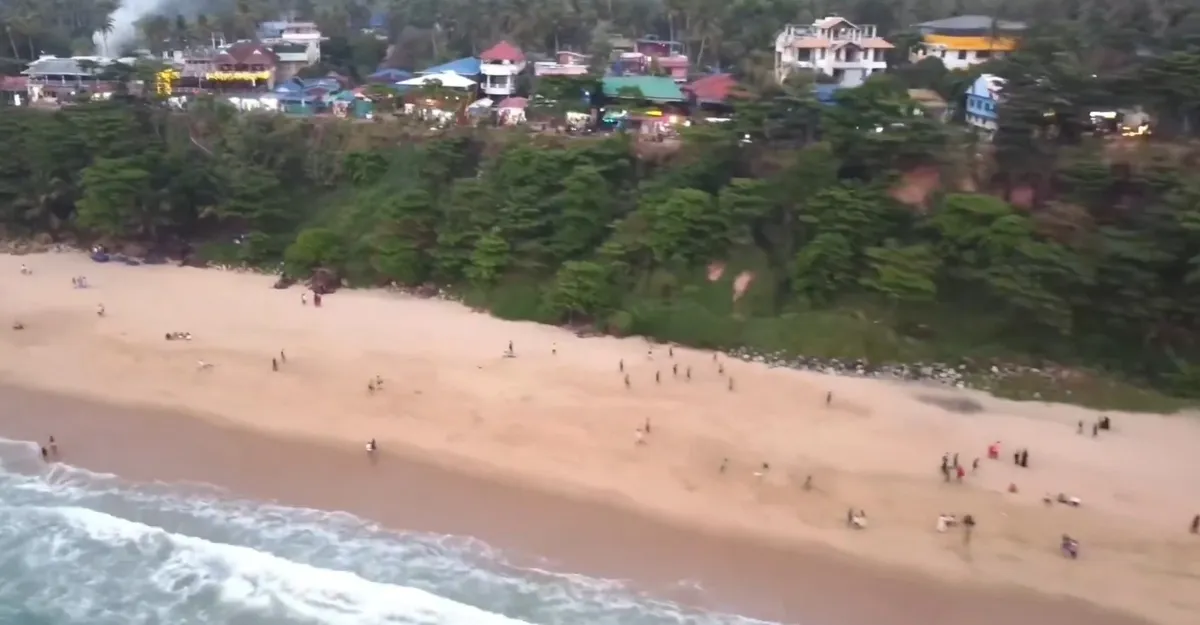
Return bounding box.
[4,0,1200,408]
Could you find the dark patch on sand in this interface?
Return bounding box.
[918,394,984,414]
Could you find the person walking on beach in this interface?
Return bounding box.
[272,357,279,372]
[644,418,652,434]
[669,346,674,358]
[655,371,661,384]
[963,514,976,546]
[1190,514,1199,534]
[301,291,308,306]
[280,350,287,364]
[624,374,631,389]
[619,359,624,372]
[826,391,833,407]
[686,366,692,380]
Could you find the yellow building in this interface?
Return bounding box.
[910,15,1024,70]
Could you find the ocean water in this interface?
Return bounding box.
[0,437,777,625]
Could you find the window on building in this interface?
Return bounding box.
[957,50,967,60]
[976,50,991,59]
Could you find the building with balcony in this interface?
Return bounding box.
[534,51,590,77]
[774,17,892,86]
[19,55,133,100]
[173,42,278,92]
[911,16,1024,70]
[258,20,323,81]
[479,41,526,97]
[965,73,1004,134]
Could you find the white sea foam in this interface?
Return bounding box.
[51,506,536,625]
[0,436,781,625]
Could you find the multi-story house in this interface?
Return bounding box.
[257,20,323,80]
[20,55,129,100]
[774,17,891,86]
[965,73,1004,134]
[174,42,277,92]
[614,35,689,82]
[911,16,1024,70]
[479,41,526,97]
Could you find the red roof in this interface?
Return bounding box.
[685,73,736,103]
[0,76,27,91]
[497,97,527,109]
[480,40,525,63]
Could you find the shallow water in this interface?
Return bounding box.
[0,437,780,625]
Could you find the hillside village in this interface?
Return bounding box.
[0,13,1154,140]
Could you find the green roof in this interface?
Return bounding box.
[601,76,684,102]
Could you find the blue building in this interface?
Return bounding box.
[965,73,1003,133]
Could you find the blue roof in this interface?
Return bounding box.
[420,57,480,76]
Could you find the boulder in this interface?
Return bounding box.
[273,275,297,289]
[308,267,340,294]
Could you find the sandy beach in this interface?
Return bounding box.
[1,252,1197,625]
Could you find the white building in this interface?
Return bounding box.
[774,17,892,86]
[479,40,526,97]
[257,21,322,80]
[910,16,1024,71]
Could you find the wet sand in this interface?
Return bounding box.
[1,252,1198,625]
[0,384,1153,625]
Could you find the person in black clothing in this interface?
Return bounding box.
[1019,449,1029,468]
[1191,514,1199,534]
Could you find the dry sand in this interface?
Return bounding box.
[1,252,1198,625]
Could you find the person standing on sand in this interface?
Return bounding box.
[280,350,286,363]
[40,446,48,461]
[956,464,966,482]
[301,291,308,306]
[728,377,735,391]
[48,436,58,458]
[672,363,678,377]
[1077,420,1084,434]
[619,359,624,372]
[314,292,322,307]
[624,374,631,389]
[669,346,674,358]
[972,457,980,473]
[655,371,661,384]
[686,366,692,380]
[826,391,832,406]
[1093,423,1099,437]
[963,515,976,545]
[644,418,651,434]
[1190,514,1199,534]
[96,303,105,317]
[272,357,278,372]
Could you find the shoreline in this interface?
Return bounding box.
[2,251,1198,625]
[0,383,1151,625]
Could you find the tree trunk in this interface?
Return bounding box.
[5,26,18,59]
